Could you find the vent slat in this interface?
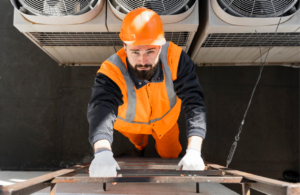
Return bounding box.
[28,32,191,47]
[202,33,300,47]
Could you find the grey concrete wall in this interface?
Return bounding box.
[0,0,298,186]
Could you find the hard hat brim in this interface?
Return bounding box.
[123,38,166,46]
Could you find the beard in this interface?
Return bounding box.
[129,61,159,80]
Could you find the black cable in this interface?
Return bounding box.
[226,16,283,168]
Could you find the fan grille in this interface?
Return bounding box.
[218,0,298,17]
[113,0,190,15]
[19,0,94,16]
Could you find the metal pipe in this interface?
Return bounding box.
[116,170,222,176]
[52,176,243,184]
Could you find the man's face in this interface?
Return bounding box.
[124,43,161,80]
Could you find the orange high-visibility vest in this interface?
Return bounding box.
[98,42,182,139]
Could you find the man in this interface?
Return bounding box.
[87,8,207,177]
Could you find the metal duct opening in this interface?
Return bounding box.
[217,0,300,17]
[18,0,97,16]
[27,32,192,47]
[109,0,196,15]
[202,33,300,47]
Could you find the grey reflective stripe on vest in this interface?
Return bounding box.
[107,54,136,122]
[160,42,177,109]
[108,42,177,124]
[118,109,171,125]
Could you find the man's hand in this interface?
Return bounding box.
[178,149,205,170]
[178,136,205,170]
[89,139,120,177]
[89,150,120,177]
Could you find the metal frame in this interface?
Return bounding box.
[1,158,299,195]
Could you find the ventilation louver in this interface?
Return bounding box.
[217,0,300,17]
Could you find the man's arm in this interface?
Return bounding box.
[87,73,123,177]
[87,72,123,151]
[174,52,206,171]
[187,136,203,151]
[174,50,207,152]
[94,139,112,152]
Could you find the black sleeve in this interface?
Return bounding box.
[87,73,123,147]
[173,50,207,139]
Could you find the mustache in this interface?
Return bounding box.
[135,64,152,68]
[130,62,159,80]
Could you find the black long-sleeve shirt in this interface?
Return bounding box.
[87,50,207,147]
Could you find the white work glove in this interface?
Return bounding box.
[178,149,205,170]
[89,150,120,177]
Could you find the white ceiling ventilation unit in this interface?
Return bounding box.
[190,0,300,66]
[11,0,120,66]
[107,0,199,53]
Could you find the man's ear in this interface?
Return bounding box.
[158,45,162,53]
[158,45,162,54]
[123,43,127,54]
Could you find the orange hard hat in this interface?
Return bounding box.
[119,8,166,45]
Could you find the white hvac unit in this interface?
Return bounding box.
[11,0,199,65]
[107,0,199,53]
[11,0,118,66]
[190,0,300,66]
